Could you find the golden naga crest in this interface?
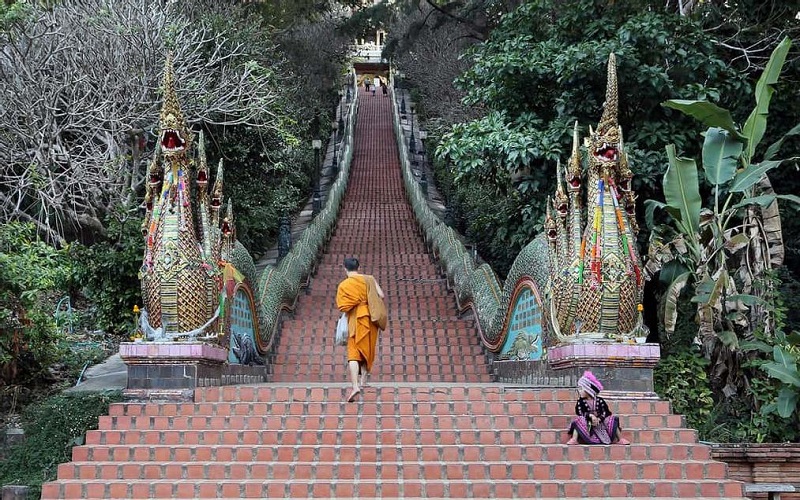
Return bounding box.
[544,54,645,342]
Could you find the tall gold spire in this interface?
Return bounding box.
[158,53,192,154]
[597,53,618,135]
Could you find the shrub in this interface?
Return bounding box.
[71,212,142,337]
[0,391,123,497]
[654,346,714,432]
[0,223,74,385]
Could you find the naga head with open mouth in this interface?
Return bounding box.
[587,53,624,180]
[160,119,186,154]
[158,53,193,158]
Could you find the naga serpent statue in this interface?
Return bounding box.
[542,53,643,342]
[421,54,646,358]
[139,55,264,364]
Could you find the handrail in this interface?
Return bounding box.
[388,71,548,352]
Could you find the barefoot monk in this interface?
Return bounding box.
[336,257,386,402]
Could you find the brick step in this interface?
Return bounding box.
[56,459,729,481]
[322,247,432,253]
[276,338,485,350]
[98,413,685,431]
[273,335,480,344]
[72,442,715,463]
[41,478,745,498]
[305,286,447,293]
[266,351,488,362]
[192,385,664,405]
[312,265,439,273]
[191,385,551,400]
[275,338,484,350]
[268,360,488,372]
[267,368,491,380]
[320,254,432,264]
[270,375,494,384]
[83,427,698,446]
[270,373,493,383]
[302,291,452,299]
[110,399,672,416]
[283,312,464,321]
[281,318,478,330]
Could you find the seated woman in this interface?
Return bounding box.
[566,371,630,445]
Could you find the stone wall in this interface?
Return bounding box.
[711,443,800,499]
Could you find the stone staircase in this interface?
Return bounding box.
[41,85,747,498]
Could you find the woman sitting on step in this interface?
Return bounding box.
[566,371,630,445]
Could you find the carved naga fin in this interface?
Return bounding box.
[597,53,619,136]
[566,121,581,193]
[221,199,235,261]
[552,159,569,263]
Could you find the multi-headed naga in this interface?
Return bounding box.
[543,54,643,341]
[139,55,262,363]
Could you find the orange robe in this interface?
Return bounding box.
[336,275,379,371]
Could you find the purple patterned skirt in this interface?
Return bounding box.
[568,415,620,444]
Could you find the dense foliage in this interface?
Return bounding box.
[385,0,800,440]
[433,0,751,273]
[0,223,74,386]
[0,391,123,498]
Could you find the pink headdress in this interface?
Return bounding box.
[577,370,603,398]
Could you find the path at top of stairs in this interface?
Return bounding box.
[41,86,746,499]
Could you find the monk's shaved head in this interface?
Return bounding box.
[344,257,360,271]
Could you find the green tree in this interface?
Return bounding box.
[647,37,800,408]
[433,0,749,273]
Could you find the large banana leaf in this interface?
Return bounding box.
[663,271,690,334]
[729,160,781,192]
[764,122,800,160]
[777,387,798,418]
[742,37,792,161]
[702,127,742,186]
[664,144,701,236]
[662,100,745,141]
[763,346,800,387]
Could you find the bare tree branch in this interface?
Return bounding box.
[0,0,283,243]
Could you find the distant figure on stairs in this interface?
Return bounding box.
[336,257,386,402]
[566,371,631,445]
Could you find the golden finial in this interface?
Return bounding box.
[158,53,192,154]
[597,53,619,135]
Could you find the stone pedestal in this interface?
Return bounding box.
[2,486,29,500]
[547,342,661,399]
[119,342,268,401]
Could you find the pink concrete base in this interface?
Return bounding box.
[119,342,228,363]
[548,342,660,368]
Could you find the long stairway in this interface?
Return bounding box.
[42,86,746,499]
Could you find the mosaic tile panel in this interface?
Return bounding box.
[499,288,543,361]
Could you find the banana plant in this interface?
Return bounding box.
[759,330,800,418]
[645,37,800,399]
